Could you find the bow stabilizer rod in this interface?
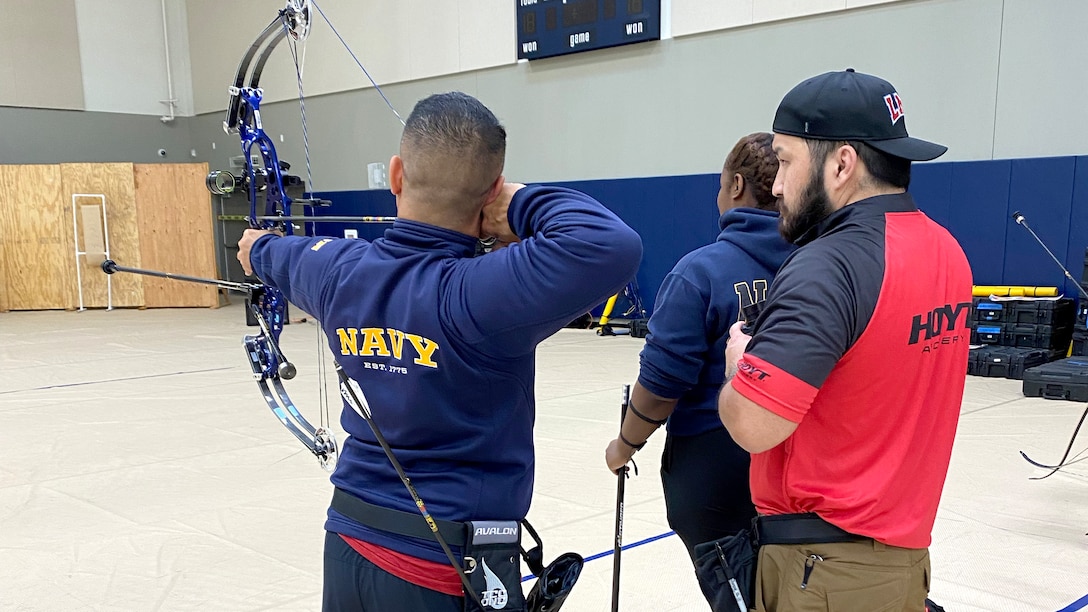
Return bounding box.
[100,258,338,470]
[101,259,259,293]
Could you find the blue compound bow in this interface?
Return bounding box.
[104,4,578,605]
[105,0,403,471]
[208,0,338,470]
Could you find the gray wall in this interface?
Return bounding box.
[0,107,195,165]
[187,0,1088,190]
[5,0,1087,181]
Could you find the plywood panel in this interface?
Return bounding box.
[0,165,73,310]
[0,220,8,311]
[134,163,218,308]
[61,163,144,309]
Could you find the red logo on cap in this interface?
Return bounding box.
[883,93,905,125]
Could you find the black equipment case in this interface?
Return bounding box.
[1022,357,1088,402]
[968,346,1054,380]
[1002,298,1074,326]
[972,297,1005,323]
[1003,323,1073,350]
[1072,328,1088,357]
[970,324,1004,345]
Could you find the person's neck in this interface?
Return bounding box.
[835,183,905,210]
[397,196,479,237]
[735,192,760,210]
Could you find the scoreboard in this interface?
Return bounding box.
[516,0,661,61]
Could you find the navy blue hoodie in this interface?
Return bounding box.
[249,185,642,563]
[637,207,796,436]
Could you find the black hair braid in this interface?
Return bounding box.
[726,132,780,211]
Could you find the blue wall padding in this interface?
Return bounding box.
[1004,157,1076,292]
[553,174,721,313]
[1067,156,1088,297]
[946,160,1011,287]
[309,156,1088,315]
[310,189,397,243]
[910,162,953,230]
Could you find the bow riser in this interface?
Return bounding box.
[237,89,295,234]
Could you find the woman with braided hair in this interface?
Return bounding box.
[604,132,795,582]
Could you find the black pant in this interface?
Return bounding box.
[660,426,756,560]
[323,531,464,612]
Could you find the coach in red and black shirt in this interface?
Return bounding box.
[718,70,972,612]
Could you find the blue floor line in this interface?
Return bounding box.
[1057,593,1088,612]
[521,530,676,582]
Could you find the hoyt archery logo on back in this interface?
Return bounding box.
[908,302,971,352]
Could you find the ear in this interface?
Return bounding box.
[829,144,859,189]
[731,173,745,200]
[389,154,403,196]
[484,174,505,205]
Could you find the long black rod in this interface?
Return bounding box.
[101,260,258,293]
[611,384,631,612]
[1011,211,1088,476]
[1012,211,1088,300]
[1018,404,1088,479]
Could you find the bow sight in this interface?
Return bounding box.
[205,160,306,200]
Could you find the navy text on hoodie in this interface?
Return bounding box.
[248,185,643,563]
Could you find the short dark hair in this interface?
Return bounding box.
[400,92,507,216]
[805,139,912,189]
[403,92,506,158]
[725,132,780,211]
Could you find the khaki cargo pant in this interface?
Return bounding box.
[754,539,929,612]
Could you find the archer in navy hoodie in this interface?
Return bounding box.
[604,133,796,567]
[240,93,642,611]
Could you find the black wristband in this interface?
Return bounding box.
[619,431,646,451]
[629,401,668,426]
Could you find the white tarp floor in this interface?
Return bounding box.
[2,304,1086,611]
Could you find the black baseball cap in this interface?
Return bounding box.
[772,69,947,162]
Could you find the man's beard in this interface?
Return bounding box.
[779,168,835,244]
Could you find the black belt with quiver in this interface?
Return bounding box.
[331,488,583,611]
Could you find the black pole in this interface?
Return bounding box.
[100,260,258,293]
[611,384,631,612]
[1011,212,1088,478]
